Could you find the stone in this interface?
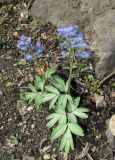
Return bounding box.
[30,0,114,27]
[93,11,115,79]
[30,0,115,79]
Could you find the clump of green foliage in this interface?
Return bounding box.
[24,50,89,154]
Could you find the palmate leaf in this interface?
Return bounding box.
[45,67,56,79]
[52,75,65,92]
[67,113,77,123]
[35,76,45,90]
[25,92,36,102]
[51,124,67,140]
[34,92,42,107]
[65,79,70,92]
[28,83,37,92]
[74,97,80,107]
[41,93,57,103]
[59,128,74,153]
[46,113,60,128]
[25,92,42,107]
[58,112,67,124]
[49,95,59,109]
[45,85,60,94]
[67,102,76,112]
[57,94,68,110]
[73,107,89,119]
[68,123,84,136]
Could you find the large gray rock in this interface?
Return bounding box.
[93,11,115,79]
[30,0,115,79]
[30,0,115,27]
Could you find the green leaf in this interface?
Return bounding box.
[41,93,57,103]
[67,113,77,123]
[65,79,70,92]
[46,114,60,128]
[67,102,76,112]
[35,92,42,107]
[73,108,89,119]
[59,113,67,124]
[59,128,74,153]
[45,67,56,79]
[28,83,37,92]
[69,130,74,150]
[25,92,43,107]
[49,95,59,109]
[52,75,65,92]
[59,131,67,150]
[69,123,84,136]
[51,124,67,140]
[74,97,80,107]
[45,85,60,94]
[66,95,73,103]
[57,95,67,110]
[25,92,36,100]
[35,76,45,90]
[65,135,71,154]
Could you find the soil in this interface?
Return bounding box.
[0,1,115,160]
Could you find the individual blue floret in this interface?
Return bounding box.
[57,25,79,37]
[61,50,68,57]
[71,41,89,49]
[68,32,85,43]
[34,40,43,55]
[25,53,33,60]
[75,50,93,58]
[18,35,32,51]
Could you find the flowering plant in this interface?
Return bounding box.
[58,25,93,58]
[23,24,93,155]
[17,35,43,60]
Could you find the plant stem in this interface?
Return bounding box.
[67,51,74,94]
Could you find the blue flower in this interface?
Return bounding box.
[71,41,89,49]
[57,25,79,37]
[18,35,32,51]
[68,32,85,43]
[75,50,93,58]
[61,50,68,57]
[25,53,33,60]
[60,41,68,49]
[34,40,43,55]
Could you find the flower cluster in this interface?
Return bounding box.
[57,25,93,58]
[17,35,43,60]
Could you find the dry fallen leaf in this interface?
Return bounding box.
[94,93,107,108]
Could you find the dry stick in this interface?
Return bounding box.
[87,153,94,160]
[75,142,89,159]
[99,72,115,85]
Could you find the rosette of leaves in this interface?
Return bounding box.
[24,67,89,154]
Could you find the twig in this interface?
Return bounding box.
[87,153,94,160]
[75,142,89,159]
[99,72,115,85]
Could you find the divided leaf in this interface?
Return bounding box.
[74,97,80,107]
[28,83,37,92]
[49,95,59,109]
[35,76,45,90]
[41,93,57,103]
[67,113,77,123]
[73,107,89,119]
[51,124,67,140]
[45,85,60,94]
[59,128,74,153]
[46,113,60,128]
[45,67,56,79]
[68,123,84,136]
[52,75,65,92]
